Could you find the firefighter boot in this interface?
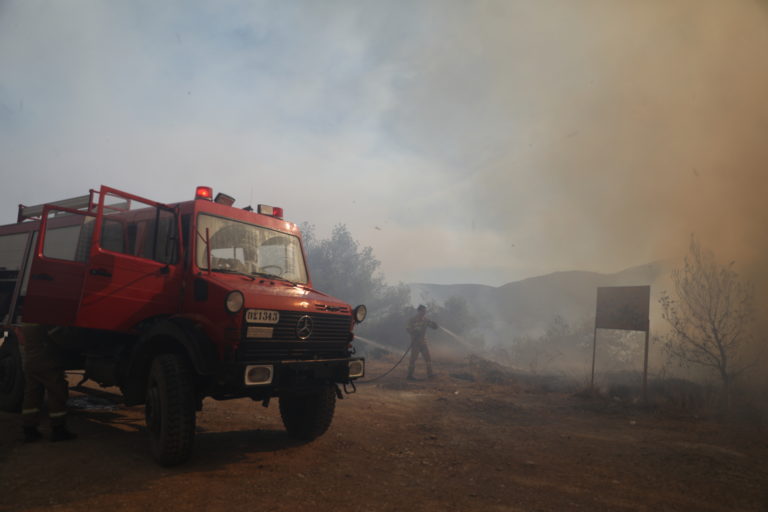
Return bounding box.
[23,426,42,443]
[51,425,77,442]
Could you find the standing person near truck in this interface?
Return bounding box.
[20,325,76,442]
[406,305,438,380]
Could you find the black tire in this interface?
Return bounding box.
[279,384,336,441]
[145,354,196,466]
[0,333,24,413]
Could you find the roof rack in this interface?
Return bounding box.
[17,190,97,223]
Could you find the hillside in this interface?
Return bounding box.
[409,262,670,339]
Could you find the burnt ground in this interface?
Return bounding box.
[1,358,767,512]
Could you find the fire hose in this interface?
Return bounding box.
[354,336,413,384]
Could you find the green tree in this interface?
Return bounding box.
[300,223,411,348]
[659,237,755,404]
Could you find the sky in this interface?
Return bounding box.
[2,0,767,287]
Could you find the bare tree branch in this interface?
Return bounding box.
[659,236,756,401]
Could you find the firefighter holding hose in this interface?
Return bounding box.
[406,305,438,380]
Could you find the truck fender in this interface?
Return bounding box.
[122,318,218,405]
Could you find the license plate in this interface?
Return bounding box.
[246,326,274,338]
[246,309,280,324]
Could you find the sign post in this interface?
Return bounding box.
[592,286,651,401]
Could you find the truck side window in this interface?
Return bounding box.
[0,232,29,271]
[74,218,96,262]
[100,219,124,254]
[181,214,191,266]
[43,226,80,260]
[134,209,178,264]
[99,192,178,265]
[0,232,31,323]
[152,209,178,264]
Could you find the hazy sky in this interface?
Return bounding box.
[2,0,767,286]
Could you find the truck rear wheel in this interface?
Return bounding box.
[279,384,336,441]
[145,354,196,466]
[0,333,24,413]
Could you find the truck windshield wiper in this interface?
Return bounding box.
[209,267,255,280]
[251,271,298,286]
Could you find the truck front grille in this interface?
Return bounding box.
[236,310,351,362]
[267,311,350,342]
[236,340,349,361]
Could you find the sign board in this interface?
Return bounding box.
[595,286,650,331]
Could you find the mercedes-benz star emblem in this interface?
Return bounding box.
[296,315,313,340]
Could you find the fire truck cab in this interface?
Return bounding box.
[0,185,365,465]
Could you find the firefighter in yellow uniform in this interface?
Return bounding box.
[20,324,76,442]
[406,305,438,380]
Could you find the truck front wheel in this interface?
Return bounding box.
[0,333,24,413]
[279,384,336,441]
[145,354,196,466]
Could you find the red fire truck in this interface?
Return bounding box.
[0,185,366,465]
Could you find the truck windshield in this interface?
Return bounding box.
[195,214,308,285]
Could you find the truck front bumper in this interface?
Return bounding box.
[212,357,365,399]
[243,357,365,387]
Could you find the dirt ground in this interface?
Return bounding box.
[1,358,767,512]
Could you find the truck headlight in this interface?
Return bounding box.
[245,365,273,385]
[353,304,367,324]
[225,291,244,313]
[348,359,365,378]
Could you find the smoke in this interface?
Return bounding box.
[376,0,768,408]
[3,0,766,287]
[378,0,768,285]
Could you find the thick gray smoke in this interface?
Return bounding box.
[381,0,768,405]
[380,0,768,285]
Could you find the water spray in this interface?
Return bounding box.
[438,326,521,371]
[354,327,513,383]
[438,326,480,353]
[354,335,402,354]
[354,335,412,383]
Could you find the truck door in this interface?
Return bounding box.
[76,187,183,332]
[22,206,95,326]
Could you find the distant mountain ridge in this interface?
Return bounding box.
[409,262,670,339]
